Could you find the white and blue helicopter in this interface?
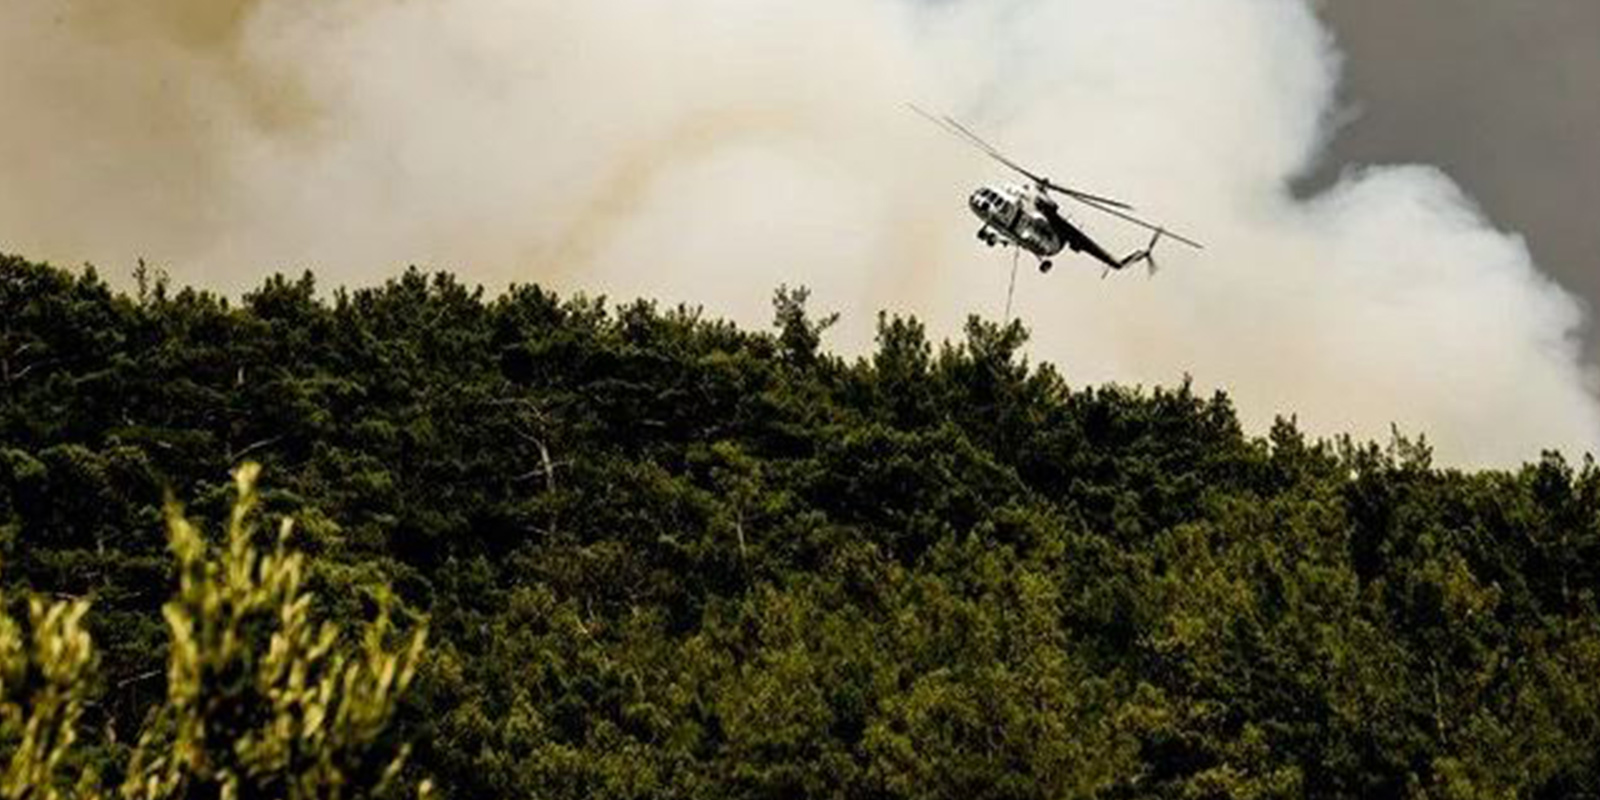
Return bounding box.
[913,106,1203,276]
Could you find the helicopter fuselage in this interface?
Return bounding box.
[968,184,1064,258]
[968,183,1132,271]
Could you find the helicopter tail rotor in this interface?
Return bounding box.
[1118,229,1166,277]
[1144,230,1164,277]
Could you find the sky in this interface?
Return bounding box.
[1,0,1596,467]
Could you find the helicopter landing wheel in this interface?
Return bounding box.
[1039,260,1053,274]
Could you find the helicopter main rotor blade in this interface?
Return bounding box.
[908,105,994,154]
[1045,182,1136,211]
[946,118,1140,211]
[910,106,1138,210]
[908,104,985,153]
[909,104,1046,185]
[939,114,1029,165]
[1066,194,1205,250]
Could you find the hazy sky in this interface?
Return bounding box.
[1,0,1596,466]
[1314,0,1600,362]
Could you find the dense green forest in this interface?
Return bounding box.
[2,253,1599,799]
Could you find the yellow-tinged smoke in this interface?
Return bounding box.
[0,0,1595,466]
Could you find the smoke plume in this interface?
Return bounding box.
[2,0,1596,466]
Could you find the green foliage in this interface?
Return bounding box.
[4,253,1600,798]
[0,457,428,800]
[124,463,427,800]
[771,285,838,368]
[0,587,96,800]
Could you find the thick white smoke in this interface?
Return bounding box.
[1,0,1596,466]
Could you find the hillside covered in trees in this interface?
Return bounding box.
[3,253,1599,798]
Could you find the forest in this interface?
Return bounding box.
[2,252,1599,799]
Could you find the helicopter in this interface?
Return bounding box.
[912,105,1203,276]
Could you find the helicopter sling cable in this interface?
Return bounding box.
[1005,246,1020,323]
